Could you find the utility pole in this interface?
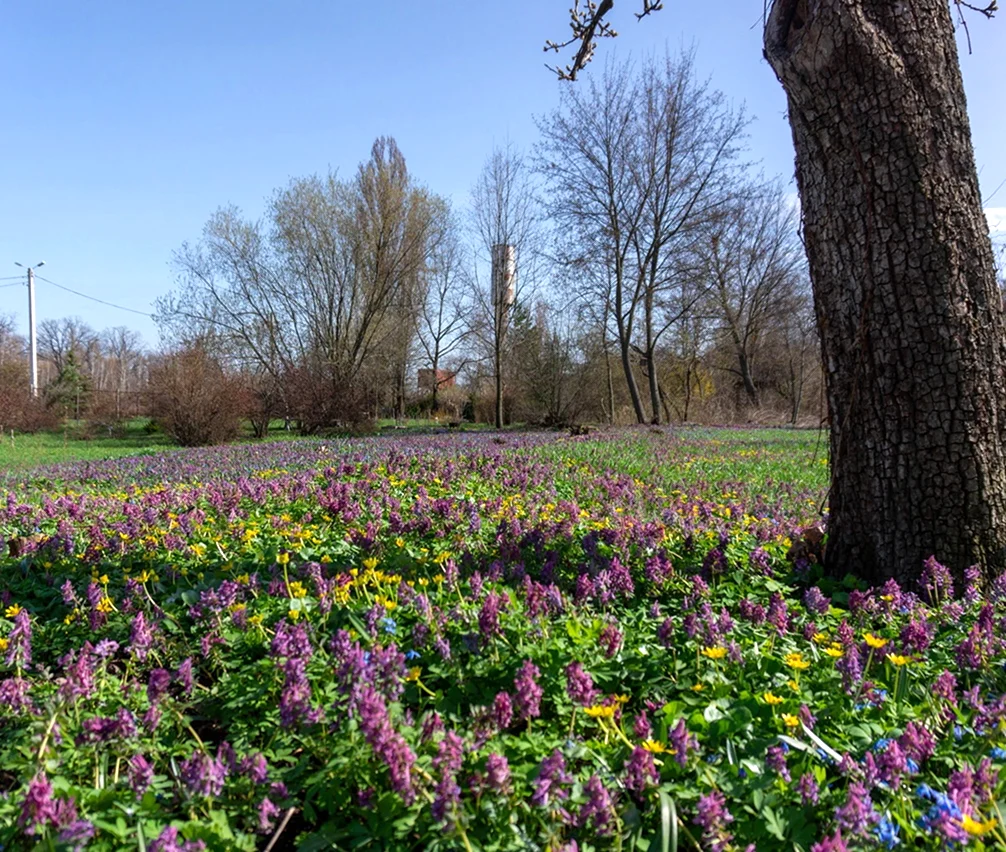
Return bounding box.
[14,260,44,397]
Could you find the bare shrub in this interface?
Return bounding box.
[0,363,60,433]
[148,345,246,446]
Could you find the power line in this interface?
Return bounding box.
[0,281,23,288]
[34,275,154,318]
[0,275,25,281]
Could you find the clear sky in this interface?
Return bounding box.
[2,2,1004,347]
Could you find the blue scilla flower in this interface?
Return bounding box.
[906,758,919,774]
[954,725,964,742]
[380,617,397,635]
[990,747,1006,760]
[872,738,893,752]
[874,814,900,849]
[404,649,421,660]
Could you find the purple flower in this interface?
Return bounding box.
[531,749,573,808]
[478,592,507,643]
[179,750,229,798]
[258,797,281,833]
[492,691,513,731]
[147,668,171,704]
[485,753,511,793]
[579,775,614,834]
[18,772,57,835]
[693,790,734,852]
[803,586,830,616]
[796,772,819,805]
[565,662,599,707]
[128,754,154,798]
[57,819,96,851]
[767,745,790,782]
[811,832,850,852]
[598,623,622,658]
[175,658,194,697]
[0,676,36,714]
[6,609,32,669]
[624,746,659,795]
[919,555,954,604]
[834,781,877,837]
[149,825,207,852]
[431,773,462,824]
[239,753,270,785]
[668,718,696,766]
[514,660,542,722]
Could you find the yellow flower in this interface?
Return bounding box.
[5,604,22,618]
[276,552,290,566]
[763,692,784,705]
[784,652,811,670]
[812,632,829,644]
[288,581,307,598]
[782,714,800,728]
[864,633,888,649]
[690,684,705,692]
[824,647,844,658]
[962,814,997,836]
[96,596,115,614]
[0,638,8,652]
[405,667,422,682]
[612,694,630,705]
[98,574,110,585]
[702,646,728,660]
[362,557,379,571]
[395,537,405,548]
[886,653,911,666]
[641,740,667,753]
[320,554,332,564]
[584,705,616,719]
[248,614,264,627]
[787,679,801,692]
[288,609,301,621]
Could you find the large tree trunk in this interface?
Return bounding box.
[765,0,1006,585]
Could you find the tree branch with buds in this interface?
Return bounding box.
[544,0,663,80]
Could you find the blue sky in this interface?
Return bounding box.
[2,2,1004,346]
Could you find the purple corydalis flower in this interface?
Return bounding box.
[478,592,506,643]
[129,612,155,661]
[147,668,171,705]
[624,746,659,795]
[796,772,819,805]
[492,691,513,731]
[531,749,573,807]
[565,662,599,707]
[179,750,229,798]
[239,753,270,785]
[6,609,32,669]
[128,754,154,798]
[579,775,614,834]
[599,624,623,658]
[803,586,830,616]
[485,753,511,793]
[258,797,281,833]
[767,745,791,782]
[514,660,542,722]
[668,718,696,766]
[835,781,877,837]
[19,772,57,835]
[693,790,734,852]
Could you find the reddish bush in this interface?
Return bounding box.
[148,345,247,446]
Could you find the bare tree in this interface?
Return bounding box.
[37,316,96,378]
[417,211,470,412]
[158,137,445,432]
[100,326,144,421]
[469,142,540,428]
[538,52,745,423]
[703,187,805,413]
[0,314,24,368]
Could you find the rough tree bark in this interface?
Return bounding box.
[765,0,1006,584]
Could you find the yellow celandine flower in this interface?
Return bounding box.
[320,554,332,564]
[584,705,616,719]
[288,609,301,622]
[288,582,307,598]
[864,633,888,649]
[612,694,630,705]
[248,614,264,627]
[395,537,405,548]
[0,638,8,652]
[99,575,110,585]
[96,597,115,614]
[812,633,829,644]
[784,652,811,670]
[641,740,668,754]
[782,714,800,728]
[702,646,728,660]
[824,647,844,658]
[276,552,291,566]
[961,814,997,836]
[405,667,422,682]
[887,653,911,666]
[362,557,379,571]
[690,684,705,692]
[787,680,801,692]
[763,692,784,705]
[5,604,23,618]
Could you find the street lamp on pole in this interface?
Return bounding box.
[14,260,45,397]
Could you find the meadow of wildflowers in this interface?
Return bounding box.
[2,428,1005,850]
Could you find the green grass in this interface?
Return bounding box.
[0,420,173,470]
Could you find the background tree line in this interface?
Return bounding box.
[1,52,825,445]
